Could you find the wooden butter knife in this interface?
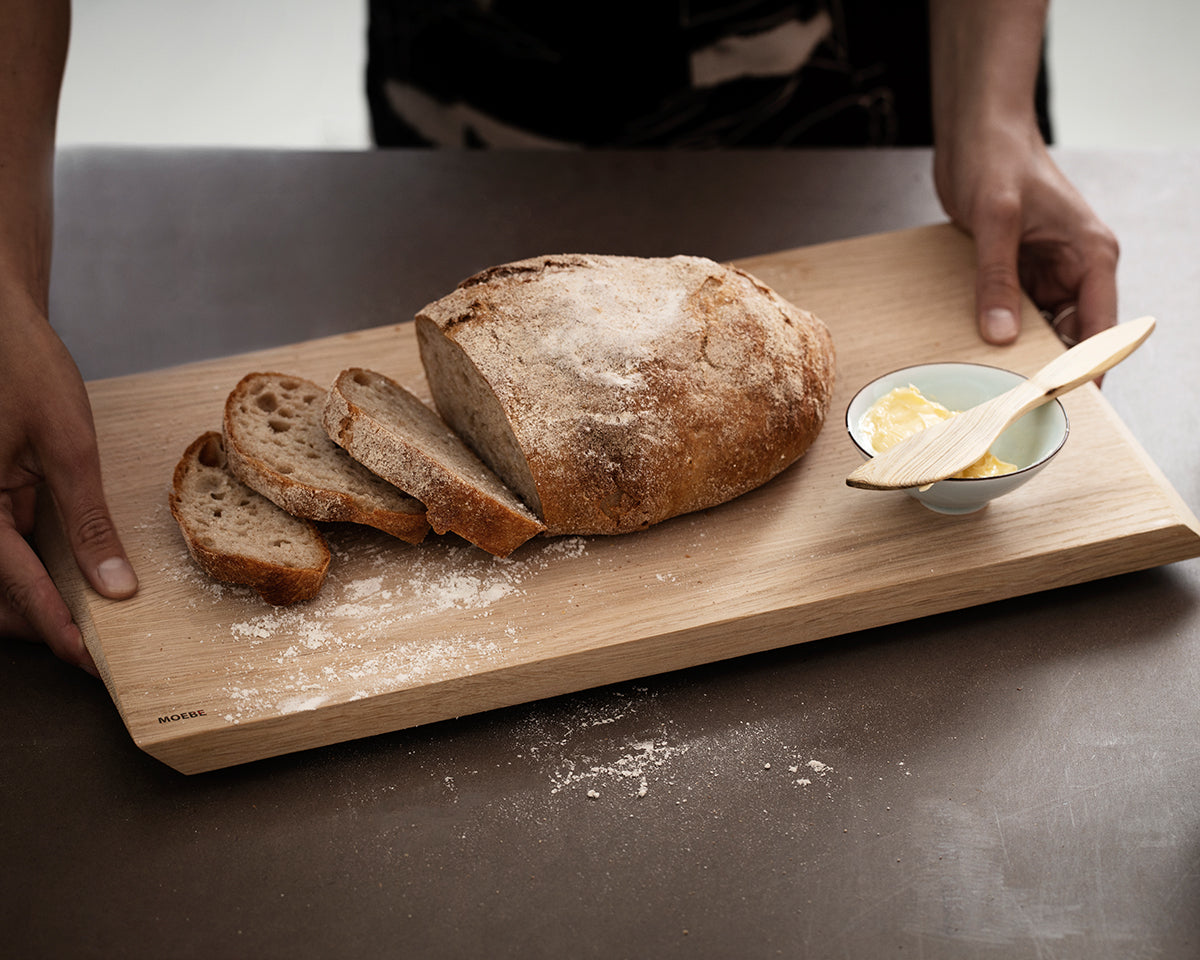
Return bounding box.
[846,315,1157,491]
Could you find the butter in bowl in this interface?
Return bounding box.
[844,362,1070,515]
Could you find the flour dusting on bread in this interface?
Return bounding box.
[417,254,835,537]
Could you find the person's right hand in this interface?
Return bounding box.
[1,288,138,676]
[933,119,1119,349]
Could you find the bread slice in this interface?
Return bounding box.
[322,368,545,558]
[169,432,330,605]
[222,372,429,544]
[415,253,836,536]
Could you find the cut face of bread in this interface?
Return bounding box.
[415,254,836,536]
[323,369,545,558]
[169,432,330,605]
[222,372,429,544]
[414,320,543,517]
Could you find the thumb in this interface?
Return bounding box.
[971,200,1024,345]
[46,451,138,601]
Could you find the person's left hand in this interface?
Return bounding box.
[934,120,1119,349]
[0,289,139,676]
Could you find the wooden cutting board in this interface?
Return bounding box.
[36,224,1200,774]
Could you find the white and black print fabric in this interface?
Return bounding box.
[366,0,1051,149]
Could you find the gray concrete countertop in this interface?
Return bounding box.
[4,147,1197,960]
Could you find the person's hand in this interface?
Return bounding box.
[934,119,1119,348]
[1,288,138,675]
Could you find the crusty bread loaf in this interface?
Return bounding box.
[169,432,330,605]
[322,368,546,558]
[415,253,836,536]
[222,372,430,544]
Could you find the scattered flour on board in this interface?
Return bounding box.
[187,533,591,723]
[275,693,330,715]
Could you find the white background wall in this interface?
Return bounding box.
[58,1,371,148]
[55,0,1200,149]
[1047,0,1200,147]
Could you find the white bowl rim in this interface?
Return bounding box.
[844,361,1071,484]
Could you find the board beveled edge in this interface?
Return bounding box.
[138,516,1200,775]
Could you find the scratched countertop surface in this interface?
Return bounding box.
[3,147,1198,959]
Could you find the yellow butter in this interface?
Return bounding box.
[860,385,1017,479]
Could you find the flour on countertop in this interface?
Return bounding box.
[550,738,690,799]
[506,688,844,804]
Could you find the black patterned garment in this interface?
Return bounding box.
[366,0,1051,149]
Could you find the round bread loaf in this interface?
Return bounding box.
[415,253,836,536]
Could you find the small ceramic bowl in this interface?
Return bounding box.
[845,362,1070,515]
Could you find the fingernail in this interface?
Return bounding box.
[65,623,101,678]
[96,557,138,597]
[79,650,101,679]
[983,308,1019,343]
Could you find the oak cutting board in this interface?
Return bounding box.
[36,224,1200,774]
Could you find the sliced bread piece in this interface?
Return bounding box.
[169,432,330,605]
[322,368,545,558]
[222,372,429,544]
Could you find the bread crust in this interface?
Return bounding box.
[222,372,430,544]
[322,369,546,558]
[416,254,836,536]
[169,432,330,605]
